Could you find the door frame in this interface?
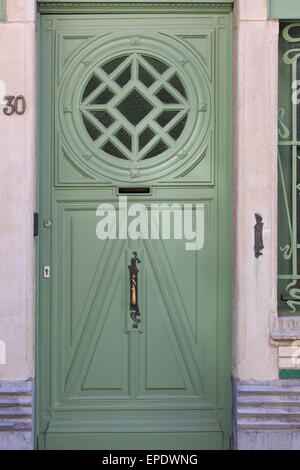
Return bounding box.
[35,1,233,449]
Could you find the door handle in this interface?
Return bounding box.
[128,251,141,329]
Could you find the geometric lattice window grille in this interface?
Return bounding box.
[278,23,300,315]
[80,54,189,162]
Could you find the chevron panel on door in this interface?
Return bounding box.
[55,201,215,408]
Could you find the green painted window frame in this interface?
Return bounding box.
[279,369,300,379]
[269,0,300,20]
[277,22,300,316]
[0,0,5,22]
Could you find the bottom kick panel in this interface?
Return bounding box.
[43,415,225,449]
[44,431,224,450]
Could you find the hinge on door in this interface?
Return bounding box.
[34,212,39,237]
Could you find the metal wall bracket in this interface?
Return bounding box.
[254,213,264,258]
[34,213,39,237]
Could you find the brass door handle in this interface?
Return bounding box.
[131,274,137,306]
[128,251,141,329]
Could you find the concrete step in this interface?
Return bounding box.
[236,382,300,434]
[238,396,300,409]
[0,409,32,419]
[0,419,32,431]
[238,408,300,423]
[238,384,300,395]
[0,396,32,407]
[0,388,32,429]
[238,419,300,430]
[0,382,32,395]
[238,392,300,403]
[0,381,33,434]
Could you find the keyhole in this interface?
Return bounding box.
[43,266,50,278]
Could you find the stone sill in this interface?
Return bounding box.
[271,316,300,345]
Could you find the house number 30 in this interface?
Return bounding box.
[3,95,26,116]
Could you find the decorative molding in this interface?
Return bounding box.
[0,380,33,432]
[58,32,211,182]
[38,2,233,13]
[38,0,233,2]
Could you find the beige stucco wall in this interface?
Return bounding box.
[233,0,279,380]
[0,0,36,380]
[0,0,281,383]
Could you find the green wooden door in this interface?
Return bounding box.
[36,7,232,450]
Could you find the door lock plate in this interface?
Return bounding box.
[43,266,50,279]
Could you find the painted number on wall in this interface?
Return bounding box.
[3,95,26,116]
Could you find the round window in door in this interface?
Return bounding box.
[59,33,212,182]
